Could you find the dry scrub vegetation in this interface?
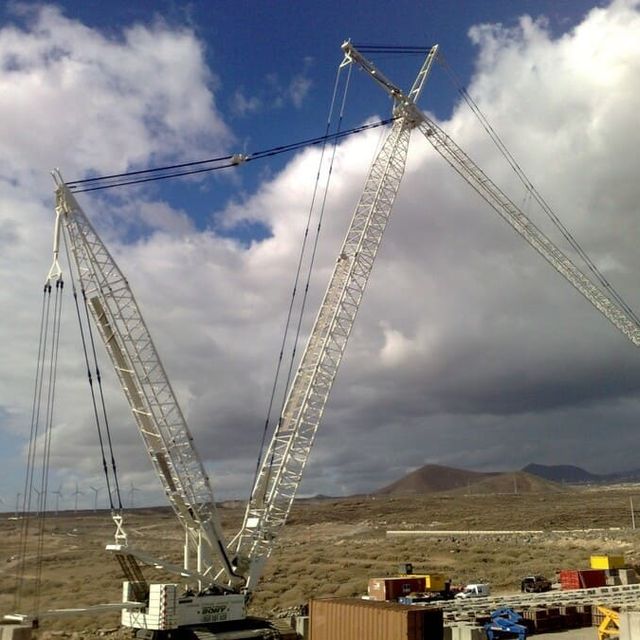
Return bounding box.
[2,485,640,638]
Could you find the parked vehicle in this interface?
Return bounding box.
[455,583,491,599]
[520,575,552,593]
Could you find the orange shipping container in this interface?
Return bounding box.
[310,597,443,640]
[368,576,427,601]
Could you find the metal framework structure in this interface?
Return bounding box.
[51,173,239,588]
[32,39,640,633]
[233,43,440,591]
[414,117,640,346]
[340,45,640,347]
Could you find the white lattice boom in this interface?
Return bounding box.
[414,117,640,346]
[337,45,640,346]
[53,177,238,586]
[234,43,440,592]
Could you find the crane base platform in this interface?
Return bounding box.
[133,617,296,640]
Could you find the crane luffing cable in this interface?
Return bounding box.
[61,227,124,512]
[14,278,64,614]
[66,118,397,193]
[250,60,352,497]
[265,53,355,502]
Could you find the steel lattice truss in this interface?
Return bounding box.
[340,42,640,348]
[235,118,413,589]
[414,117,640,346]
[55,183,236,583]
[232,44,441,592]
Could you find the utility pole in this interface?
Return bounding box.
[15,492,21,519]
[631,497,636,530]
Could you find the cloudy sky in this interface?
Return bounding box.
[1,0,639,511]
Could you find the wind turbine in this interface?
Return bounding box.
[33,487,46,516]
[72,481,84,513]
[52,484,64,516]
[128,482,141,509]
[89,486,101,513]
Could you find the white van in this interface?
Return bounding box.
[455,583,491,599]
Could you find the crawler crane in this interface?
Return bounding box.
[15,40,640,638]
[39,41,441,636]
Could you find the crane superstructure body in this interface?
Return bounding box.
[40,39,640,635]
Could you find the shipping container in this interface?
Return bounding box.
[424,574,446,592]
[590,555,625,570]
[559,569,606,590]
[310,597,443,640]
[579,569,607,588]
[368,576,427,601]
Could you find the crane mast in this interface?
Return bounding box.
[233,44,440,592]
[51,173,239,588]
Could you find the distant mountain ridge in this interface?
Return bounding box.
[375,464,560,495]
[523,462,640,484]
[375,461,640,496]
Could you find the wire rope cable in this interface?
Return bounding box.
[33,278,64,612]
[14,284,52,610]
[264,60,355,492]
[61,225,122,511]
[65,119,396,193]
[14,278,64,615]
[249,61,350,502]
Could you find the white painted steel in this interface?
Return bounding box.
[340,45,640,347]
[52,174,238,588]
[415,116,640,346]
[439,583,640,619]
[233,44,440,593]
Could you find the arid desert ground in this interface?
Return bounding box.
[2,484,640,638]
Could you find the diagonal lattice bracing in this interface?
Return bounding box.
[56,184,238,586]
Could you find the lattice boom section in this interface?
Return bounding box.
[59,188,229,578]
[237,119,414,589]
[416,119,640,347]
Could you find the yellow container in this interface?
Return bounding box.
[413,573,446,592]
[426,574,446,591]
[590,555,625,569]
